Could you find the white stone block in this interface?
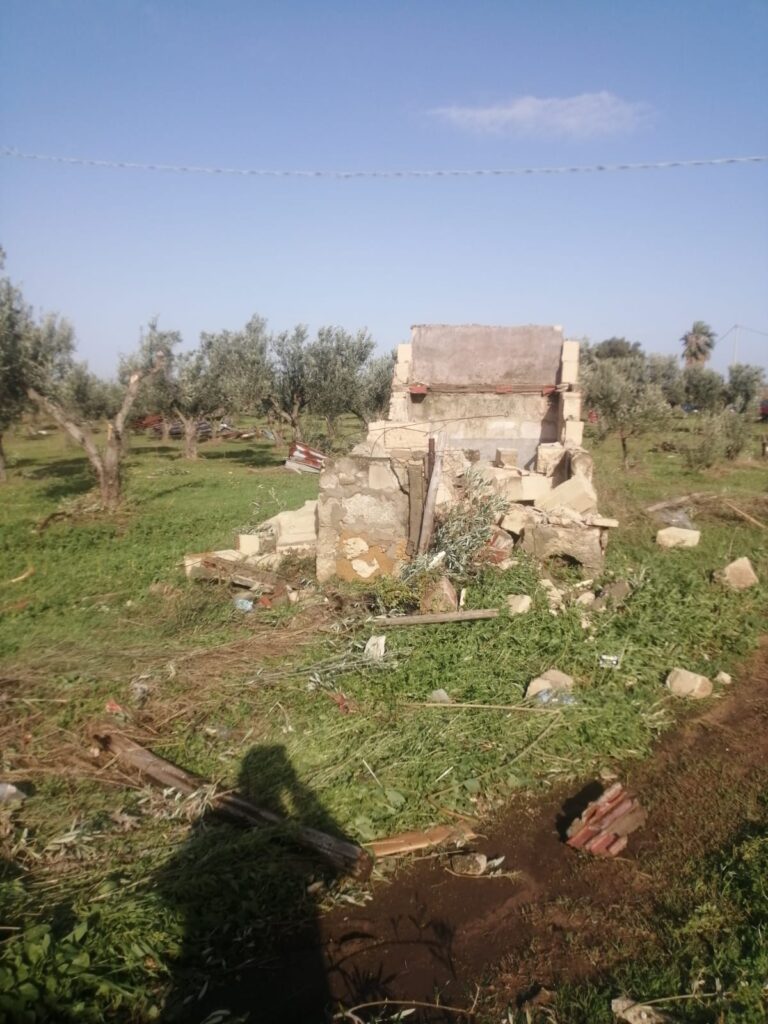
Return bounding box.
[368,461,399,491]
[656,527,700,549]
[561,339,580,361]
[506,594,533,615]
[665,668,713,699]
[560,358,579,385]
[536,442,566,477]
[563,420,584,446]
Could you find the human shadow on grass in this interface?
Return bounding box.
[154,744,352,1024]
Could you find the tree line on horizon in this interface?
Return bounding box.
[1,250,765,505]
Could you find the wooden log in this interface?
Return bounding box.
[368,822,477,859]
[722,500,766,530]
[91,725,372,879]
[374,609,499,627]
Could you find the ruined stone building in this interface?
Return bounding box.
[314,324,613,581]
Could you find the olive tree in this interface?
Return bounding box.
[725,363,764,414]
[306,327,375,439]
[582,356,669,468]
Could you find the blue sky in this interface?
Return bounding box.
[1,0,767,376]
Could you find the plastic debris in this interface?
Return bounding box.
[0,782,27,804]
[363,635,386,661]
[233,597,254,612]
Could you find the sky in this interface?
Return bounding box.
[1,0,767,376]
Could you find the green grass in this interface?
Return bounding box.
[1,421,767,1021]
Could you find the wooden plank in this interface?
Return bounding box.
[406,458,426,557]
[417,434,445,554]
[374,609,499,627]
[92,725,372,879]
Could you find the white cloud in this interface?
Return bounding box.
[432,91,650,139]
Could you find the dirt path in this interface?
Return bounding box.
[319,641,768,1020]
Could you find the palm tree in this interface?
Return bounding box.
[681,321,717,367]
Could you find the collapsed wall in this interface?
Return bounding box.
[315,324,612,582]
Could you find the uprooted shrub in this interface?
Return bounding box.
[429,466,509,578]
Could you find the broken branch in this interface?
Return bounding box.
[91,724,372,878]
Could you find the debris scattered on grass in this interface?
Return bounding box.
[566,781,647,857]
[374,609,500,627]
[427,688,452,704]
[612,996,677,1023]
[363,635,386,661]
[91,724,372,878]
[665,667,713,699]
[526,668,575,700]
[0,782,27,804]
[4,565,35,585]
[506,594,532,615]
[449,852,487,876]
[716,671,732,685]
[656,527,701,549]
[716,556,759,591]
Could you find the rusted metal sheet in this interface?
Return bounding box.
[285,442,327,473]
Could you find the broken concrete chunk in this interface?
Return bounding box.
[536,475,598,515]
[656,526,700,549]
[665,667,713,699]
[420,576,458,614]
[567,448,594,481]
[575,591,596,607]
[499,509,528,536]
[486,526,516,564]
[715,671,732,685]
[237,531,277,556]
[521,524,605,570]
[535,442,566,478]
[717,556,759,591]
[527,668,574,699]
[494,448,518,468]
[506,594,533,615]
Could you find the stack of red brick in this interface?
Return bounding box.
[566,782,646,857]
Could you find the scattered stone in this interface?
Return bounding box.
[420,576,458,614]
[449,852,487,876]
[539,579,564,610]
[526,668,574,699]
[537,474,598,514]
[0,782,27,805]
[535,442,566,478]
[506,594,533,615]
[427,688,452,704]
[717,556,759,591]
[499,509,528,536]
[715,671,732,685]
[521,523,605,570]
[575,591,596,607]
[486,526,516,563]
[656,526,700,549]
[612,997,674,1024]
[593,578,631,612]
[363,635,386,662]
[237,530,276,556]
[665,667,713,699]
[494,448,518,468]
[497,558,518,571]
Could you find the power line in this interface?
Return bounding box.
[1,147,767,180]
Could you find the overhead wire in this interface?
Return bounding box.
[1,147,767,180]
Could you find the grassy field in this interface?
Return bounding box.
[1,419,766,1022]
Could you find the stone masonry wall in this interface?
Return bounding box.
[316,455,409,583]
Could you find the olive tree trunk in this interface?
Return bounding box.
[0,432,7,483]
[27,370,147,511]
[177,413,198,459]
